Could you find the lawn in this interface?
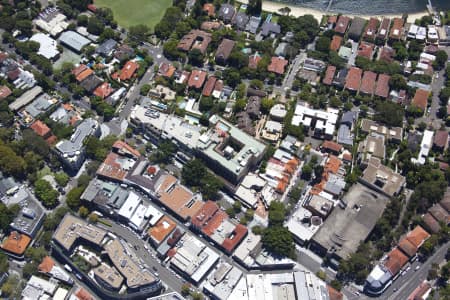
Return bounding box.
[94,0,171,30]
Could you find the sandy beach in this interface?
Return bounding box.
[239,0,429,23]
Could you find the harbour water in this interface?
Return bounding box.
[276,0,450,15]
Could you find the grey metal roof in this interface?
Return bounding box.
[56,118,98,156]
[59,30,90,52]
[337,125,353,146]
[24,93,54,118]
[95,38,117,56]
[219,4,235,21]
[261,22,281,36]
[232,12,249,30]
[340,111,357,126]
[246,16,261,34]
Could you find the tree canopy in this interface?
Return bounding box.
[34,179,59,208]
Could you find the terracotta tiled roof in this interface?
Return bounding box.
[398,238,417,257]
[384,248,409,275]
[158,63,176,78]
[148,216,176,244]
[433,130,448,148]
[364,18,380,40]
[75,68,94,82]
[323,65,336,85]
[222,224,247,253]
[335,16,351,34]
[357,42,374,59]
[412,89,429,111]
[330,35,343,51]
[202,76,217,97]
[202,210,227,237]
[93,82,114,99]
[119,61,139,81]
[327,285,344,300]
[345,67,362,91]
[113,140,141,158]
[375,74,391,98]
[72,64,87,76]
[38,256,55,273]
[248,53,262,69]
[405,226,430,249]
[322,140,342,153]
[30,120,51,138]
[75,288,95,300]
[188,69,207,89]
[191,201,219,229]
[360,71,377,95]
[268,57,288,75]
[1,231,31,255]
[428,204,449,224]
[325,155,341,174]
[0,85,12,99]
[389,18,404,40]
[407,281,431,300]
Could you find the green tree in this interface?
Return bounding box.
[129,24,150,42]
[188,48,204,66]
[233,98,247,112]
[55,172,69,187]
[182,159,207,187]
[78,206,89,218]
[181,283,191,296]
[88,212,99,223]
[268,201,286,226]
[150,140,176,164]
[66,186,86,209]
[140,84,151,96]
[301,164,313,180]
[434,50,448,70]
[389,74,407,90]
[34,179,59,208]
[261,98,275,114]
[200,176,223,200]
[87,16,104,35]
[262,226,296,258]
[199,96,214,112]
[316,36,331,53]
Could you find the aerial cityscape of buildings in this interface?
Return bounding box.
[0,0,448,300]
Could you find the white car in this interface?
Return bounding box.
[415,265,421,271]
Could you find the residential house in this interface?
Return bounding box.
[268,57,288,75]
[411,89,429,113]
[433,130,448,151]
[364,18,380,41]
[389,18,404,41]
[377,18,391,42]
[348,17,366,41]
[215,39,235,64]
[345,67,362,92]
[218,4,235,23]
[232,12,249,30]
[335,16,351,35]
[260,22,281,38]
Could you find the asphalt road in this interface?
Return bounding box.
[415,46,450,129]
[342,241,450,300]
[107,43,169,135]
